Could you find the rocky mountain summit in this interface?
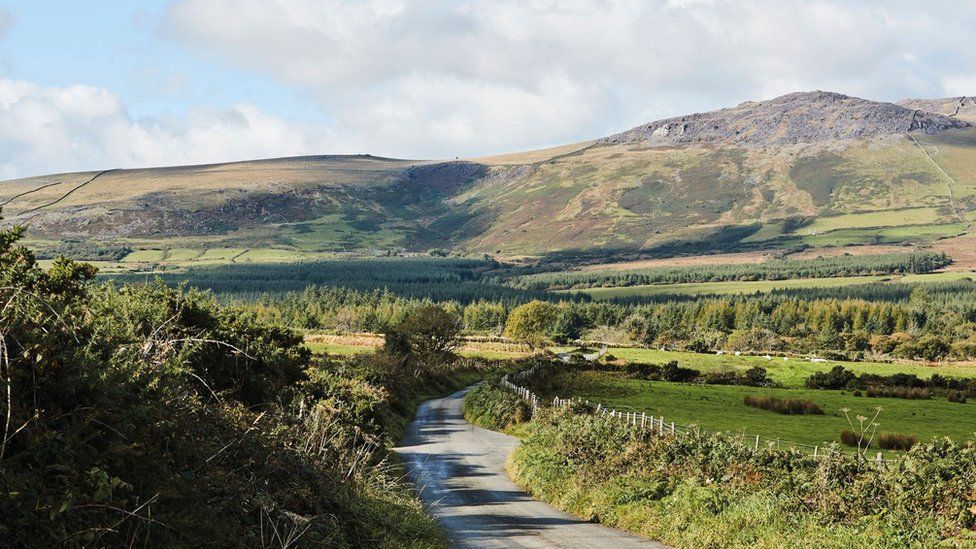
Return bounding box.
[898,96,976,124]
[602,91,971,147]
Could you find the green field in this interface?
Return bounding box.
[570,271,973,299]
[306,342,374,356]
[549,370,976,450]
[796,207,943,234]
[307,340,527,360]
[797,222,967,247]
[555,346,976,387]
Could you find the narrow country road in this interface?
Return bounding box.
[395,386,666,548]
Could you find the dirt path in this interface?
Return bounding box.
[395,387,665,548]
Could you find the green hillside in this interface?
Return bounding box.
[2,91,975,267]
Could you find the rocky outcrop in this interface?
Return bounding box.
[602,91,971,147]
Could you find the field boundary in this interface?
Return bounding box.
[500,363,900,464]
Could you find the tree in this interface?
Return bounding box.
[504,301,557,348]
[395,305,461,366]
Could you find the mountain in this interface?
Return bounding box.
[2,91,974,264]
[603,91,969,146]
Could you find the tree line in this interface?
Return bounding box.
[237,281,976,361]
[515,252,952,290]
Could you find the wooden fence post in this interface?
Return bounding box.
[755,435,760,450]
[813,446,818,459]
[670,422,675,435]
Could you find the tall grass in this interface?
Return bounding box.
[743,395,824,415]
[841,430,917,451]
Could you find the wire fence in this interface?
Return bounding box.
[500,365,900,465]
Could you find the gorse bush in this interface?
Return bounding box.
[743,395,824,415]
[462,381,532,430]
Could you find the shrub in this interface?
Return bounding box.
[877,432,917,451]
[661,360,698,382]
[805,365,857,389]
[462,382,532,430]
[743,395,823,415]
[743,366,772,387]
[948,390,968,403]
[865,387,930,400]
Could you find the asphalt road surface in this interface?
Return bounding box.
[395,386,667,548]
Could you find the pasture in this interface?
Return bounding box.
[555,346,976,387]
[546,369,976,450]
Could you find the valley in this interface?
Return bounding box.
[7,90,976,547]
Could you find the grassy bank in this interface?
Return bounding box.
[505,407,976,547]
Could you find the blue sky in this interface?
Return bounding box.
[1,1,326,123]
[0,0,974,179]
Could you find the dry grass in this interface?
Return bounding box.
[303,332,532,357]
[933,234,976,271]
[0,155,422,214]
[471,140,595,165]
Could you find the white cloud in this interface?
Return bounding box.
[159,0,976,159]
[0,79,334,179]
[944,76,976,97]
[3,1,975,178]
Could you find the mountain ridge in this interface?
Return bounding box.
[2,90,974,263]
[602,90,970,147]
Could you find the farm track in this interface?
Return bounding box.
[396,386,664,548]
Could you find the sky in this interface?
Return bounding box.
[0,0,974,179]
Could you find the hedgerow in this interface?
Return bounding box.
[506,405,976,546]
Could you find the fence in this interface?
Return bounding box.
[500,365,896,465]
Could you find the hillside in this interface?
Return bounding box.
[602,90,969,146]
[2,91,975,265]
